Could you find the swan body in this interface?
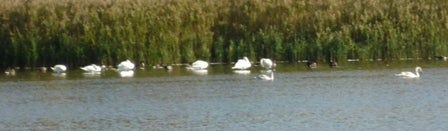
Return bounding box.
[435,55,447,61]
[190,60,209,70]
[39,67,47,73]
[163,65,173,71]
[260,58,273,69]
[232,57,251,70]
[138,62,146,70]
[329,60,338,68]
[396,66,422,78]
[306,61,317,69]
[4,68,16,76]
[81,64,102,72]
[51,64,67,73]
[117,60,135,72]
[255,72,274,80]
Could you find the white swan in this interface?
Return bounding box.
[395,66,422,78]
[306,61,317,69]
[4,68,16,76]
[117,60,135,72]
[51,64,67,73]
[260,58,273,69]
[81,64,102,72]
[189,60,209,70]
[232,57,251,70]
[255,72,274,80]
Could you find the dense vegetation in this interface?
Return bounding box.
[0,0,447,68]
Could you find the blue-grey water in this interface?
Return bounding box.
[1,63,448,130]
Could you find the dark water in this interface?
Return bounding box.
[1,62,448,130]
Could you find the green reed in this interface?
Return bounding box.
[0,0,447,68]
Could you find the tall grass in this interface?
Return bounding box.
[0,0,447,68]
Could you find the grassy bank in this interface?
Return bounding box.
[0,0,447,68]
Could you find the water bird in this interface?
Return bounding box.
[188,60,209,70]
[232,56,251,70]
[163,64,173,71]
[38,67,47,73]
[329,60,338,68]
[100,65,108,71]
[260,58,274,69]
[395,66,422,78]
[434,55,447,61]
[139,61,146,70]
[81,64,102,72]
[255,72,274,81]
[117,60,135,72]
[4,68,16,76]
[152,64,163,69]
[51,64,67,73]
[306,61,317,69]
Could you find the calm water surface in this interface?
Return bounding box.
[1,62,448,130]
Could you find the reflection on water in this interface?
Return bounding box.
[188,69,208,75]
[233,70,251,75]
[51,73,66,78]
[82,72,102,78]
[1,62,448,130]
[118,70,134,77]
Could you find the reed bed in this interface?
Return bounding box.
[0,0,447,68]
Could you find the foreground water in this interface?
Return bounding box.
[1,62,448,130]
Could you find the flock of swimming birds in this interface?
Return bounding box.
[3,57,276,80]
[3,56,424,80]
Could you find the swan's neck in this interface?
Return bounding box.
[415,68,420,77]
[271,73,274,80]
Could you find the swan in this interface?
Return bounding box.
[260,58,273,69]
[81,64,102,72]
[232,57,251,70]
[329,60,337,68]
[152,64,163,69]
[117,60,135,72]
[51,64,67,73]
[255,72,274,80]
[395,66,422,78]
[138,61,146,70]
[100,65,108,71]
[38,67,47,73]
[187,60,209,70]
[163,64,173,71]
[435,55,447,61]
[306,61,317,69]
[4,68,16,76]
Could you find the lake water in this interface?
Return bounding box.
[1,62,448,130]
